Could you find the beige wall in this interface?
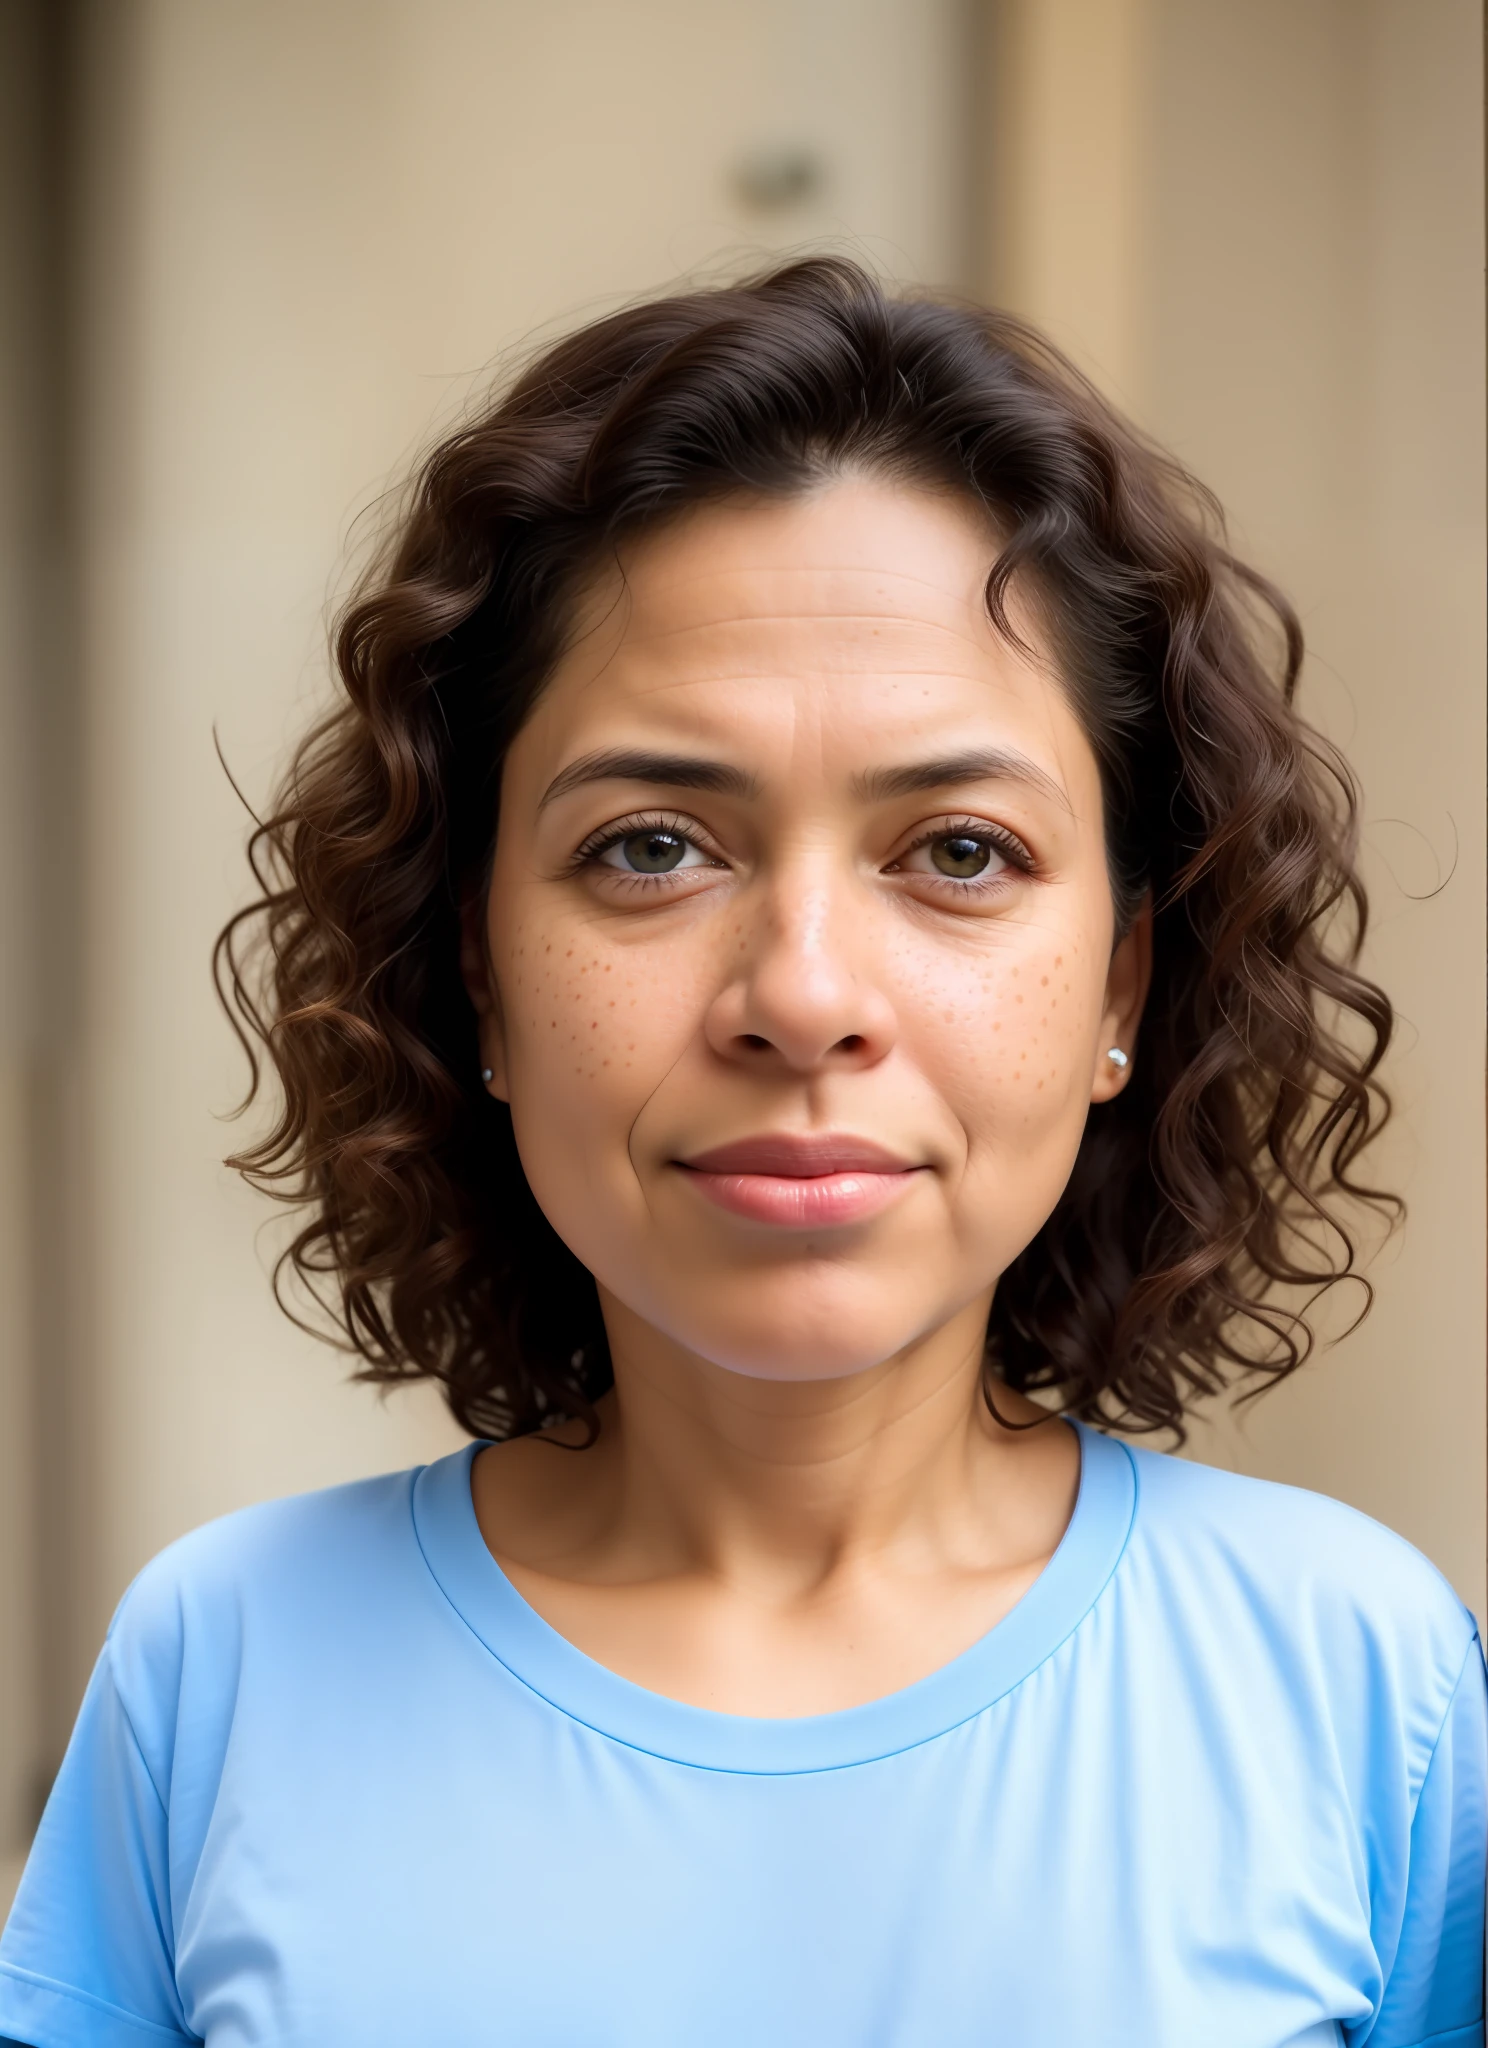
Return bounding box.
[33,0,974,1802]
[0,0,45,1866]
[986,0,1487,1618]
[4,0,1483,1870]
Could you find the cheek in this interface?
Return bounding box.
[893,925,1105,1139]
[492,903,712,1134]
[500,923,644,1087]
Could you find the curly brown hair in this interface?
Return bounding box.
[216,257,1395,1444]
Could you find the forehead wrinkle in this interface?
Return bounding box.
[559,642,1068,745]
[620,562,989,606]
[614,528,998,590]
[551,592,1012,696]
[609,552,1008,627]
[585,670,1047,710]
[582,616,1026,700]
[606,611,1002,653]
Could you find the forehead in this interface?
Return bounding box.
[515,478,1093,792]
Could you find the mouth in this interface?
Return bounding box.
[674,1133,925,1229]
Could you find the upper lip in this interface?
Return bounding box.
[678,1133,920,1176]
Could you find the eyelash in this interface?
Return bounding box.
[890,816,1035,890]
[572,813,725,878]
[572,812,1037,891]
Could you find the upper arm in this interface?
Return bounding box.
[1356,1635,1488,2047]
[0,1646,196,2047]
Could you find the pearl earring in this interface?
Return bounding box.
[480,1067,494,1084]
[1106,1047,1128,1070]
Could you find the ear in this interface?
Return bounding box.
[1089,894,1153,1105]
[458,889,510,1102]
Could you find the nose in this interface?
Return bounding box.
[703,880,898,1074]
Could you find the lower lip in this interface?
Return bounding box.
[678,1168,921,1228]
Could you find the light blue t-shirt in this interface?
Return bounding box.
[2,1424,1483,2047]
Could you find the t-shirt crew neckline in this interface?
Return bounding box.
[411,1417,1137,1776]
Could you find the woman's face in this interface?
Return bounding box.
[471,477,1147,1382]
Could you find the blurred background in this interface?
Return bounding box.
[0,0,1483,1892]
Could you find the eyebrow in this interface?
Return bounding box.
[855,748,1072,813]
[538,748,759,811]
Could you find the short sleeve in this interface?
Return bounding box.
[0,1646,195,2047]
[1359,1632,1488,2048]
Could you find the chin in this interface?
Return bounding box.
[656,1273,952,1383]
[696,1336,901,1384]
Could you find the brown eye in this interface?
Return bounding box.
[930,834,994,879]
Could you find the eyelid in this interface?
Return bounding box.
[890,815,1037,873]
[568,809,1037,882]
[572,810,728,867]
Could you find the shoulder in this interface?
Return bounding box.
[75,1454,478,1839]
[103,1462,439,1720]
[1124,1441,1473,1637]
[1120,1441,1480,1751]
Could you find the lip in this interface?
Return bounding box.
[675,1132,925,1229]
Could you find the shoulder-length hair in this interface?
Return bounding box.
[217,256,1394,1444]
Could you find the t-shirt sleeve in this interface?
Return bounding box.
[0,1644,196,2047]
[1358,1631,1488,2048]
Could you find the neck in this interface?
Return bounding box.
[528,1288,1071,1597]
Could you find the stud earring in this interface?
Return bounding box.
[480,1067,494,1084]
[1106,1047,1129,1070]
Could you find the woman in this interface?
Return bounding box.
[1,259,1482,2046]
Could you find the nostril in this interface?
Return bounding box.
[836,1035,866,1054]
[741,1033,771,1052]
